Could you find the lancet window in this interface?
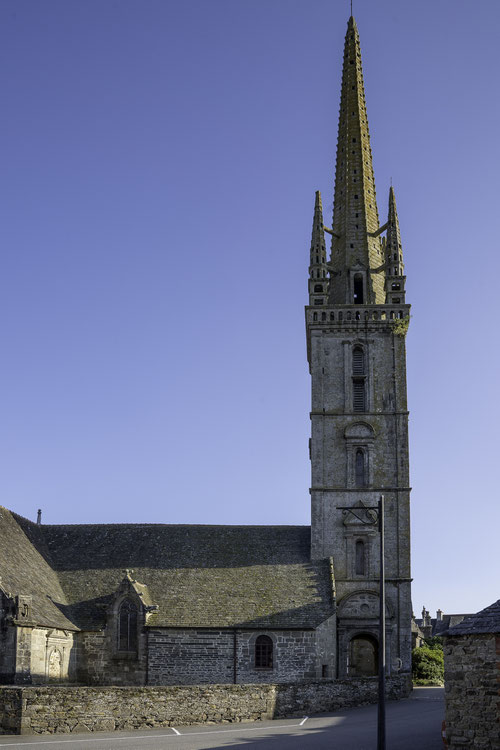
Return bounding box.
[118,599,138,652]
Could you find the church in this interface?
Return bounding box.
[0,15,412,690]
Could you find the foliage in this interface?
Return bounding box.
[423,636,443,651]
[412,643,444,684]
[390,314,411,337]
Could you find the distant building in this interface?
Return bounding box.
[413,607,473,644]
[0,14,412,690]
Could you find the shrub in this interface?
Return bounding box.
[412,644,444,684]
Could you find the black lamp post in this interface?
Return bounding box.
[337,494,386,750]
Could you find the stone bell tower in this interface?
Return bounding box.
[306,16,412,681]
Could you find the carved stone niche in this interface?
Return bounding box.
[45,629,72,683]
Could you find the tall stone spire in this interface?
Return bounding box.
[328,16,385,305]
[384,186,406,304]
[308,191,328,306]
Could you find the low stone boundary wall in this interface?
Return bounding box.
[0,675,412,735]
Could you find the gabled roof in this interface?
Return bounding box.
[0,508,76,630]
[445,599,500,636]
[0,508,335,632]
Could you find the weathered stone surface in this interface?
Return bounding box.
[444,633,500,749]
[0,676,411,735]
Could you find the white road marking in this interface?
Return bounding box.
[0,720,305,746]
[0,736,179,747]
[299,716,309,726]
[169,722,304,737]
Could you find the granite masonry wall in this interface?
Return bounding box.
[148,629,234,685]
[444,634,500,749]
[148,628,329,685]
[0,675,412,735]
[77,630,147,686]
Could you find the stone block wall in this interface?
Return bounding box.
[148,628,327,685]
[30,629,76,684]
[444,633,500,749]
[0,688,21,734]
[0,675,412,735]
[148,629,234,685]
[77,631,146,686]
[236,630,317,683]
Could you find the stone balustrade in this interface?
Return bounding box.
[306,305,410,325]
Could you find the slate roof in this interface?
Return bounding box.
[0,507,335,632]
[0,508,75,630]
[445,599,500,636]
[414,613,473,637]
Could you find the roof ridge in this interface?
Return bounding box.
[40,522,311,529]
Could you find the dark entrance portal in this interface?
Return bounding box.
[349,634,378,676]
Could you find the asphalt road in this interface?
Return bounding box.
[0,687,444,750]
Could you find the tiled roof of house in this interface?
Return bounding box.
[445,599,500,636]
[0,508,335,632]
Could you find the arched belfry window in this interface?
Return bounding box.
[118,599,138,652]
[255,635,273,669]
[352,347,366,412]
[353,273,364,304]
[355,540,366,576]
[355,449,366,487]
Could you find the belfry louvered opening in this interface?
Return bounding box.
[352,347,365,375]
[352,346,366,411]
[353,380,366,411]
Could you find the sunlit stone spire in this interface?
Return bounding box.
[384,185,406,304]
[328,16,384,305]
[308,191,328,306]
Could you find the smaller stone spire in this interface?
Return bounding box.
[384,186,406,304]
[308,191,328,306]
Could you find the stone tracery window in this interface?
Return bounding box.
[118,599,138,652]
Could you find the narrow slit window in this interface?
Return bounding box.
[355,449,366,487]
[355,540,366,576]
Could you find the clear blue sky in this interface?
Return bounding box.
[1,0,499,619]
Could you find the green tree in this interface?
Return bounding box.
[412,643,444,684]
[423,636,443,651]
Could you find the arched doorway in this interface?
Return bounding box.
[349,634,378,677]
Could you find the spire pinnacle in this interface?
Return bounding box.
[385,186,406,304]
[328,16,384,305]
[308,191,328,306]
